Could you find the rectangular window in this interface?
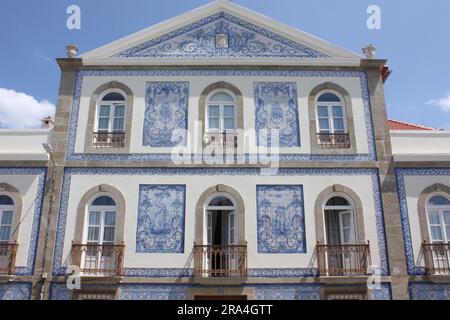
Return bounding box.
[223,105,235,130]
[87,211,101,243]
[0,211,13,242]
[103,211,116,244]
[98,105,111,131]
[317,106,330,133]
[428,211,443,242]
[113,105,125,132]
[208,105,220,130]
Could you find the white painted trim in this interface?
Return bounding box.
[390,131,450,137]
[80,0,362,60]
[0,154,49,161]
[393,154,450,162]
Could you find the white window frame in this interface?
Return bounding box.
[95,89,127,133]
[83,195,117,246]
[205,90,237,133]
[315,90,348,134]
[204,193,237,246]
[0,194,14,243]
[426,193,450,243]
[323,194,357,245]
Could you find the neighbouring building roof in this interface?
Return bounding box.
[388,119,437,131]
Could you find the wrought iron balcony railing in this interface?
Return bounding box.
[0,242,18,275]
[422,242,450,275]
[92,132,125,149]
[204,133,238,149]
[70,243,125,276]
[317,133,351,149]
[193,244,247,277]
[316,242,371,276]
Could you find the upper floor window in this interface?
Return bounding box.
[93,91,126,148]
[426,195,450,243]
[206,91,236,133]
[315,92,350,149]
[0,195,14,243]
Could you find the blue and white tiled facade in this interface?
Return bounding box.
[136,185,186,253]
[256,185,305,253]
[0,283,32,300]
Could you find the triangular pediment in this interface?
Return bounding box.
[81,1,361,61]
[114,11,328,59]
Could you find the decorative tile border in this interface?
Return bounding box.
[52,167,388,276]
[0,282,32,300]
[256,185,306,253]
[409,282,450,300]
[116,12,328,59]
[0,168,46,276]
[395,168,450,275]
[66,70,376,162]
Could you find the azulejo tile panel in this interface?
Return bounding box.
[143,82,189,147]
[254,82,300,148]
[136,185,186,253]
[409,282,450,300]
[395,168,450,275]
[0,283,32,300]
[0,168,46,276]
[121,284,188,300]
[257,185,305,253]
[66,69,376,162]
[115,12,328,59]
[254,284,321,300]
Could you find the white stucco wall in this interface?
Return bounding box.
[73,75,369,155]
[391,131,450,161]
[0,130,49,161]
[59,173,382,270]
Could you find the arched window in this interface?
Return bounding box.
[0,195,14,243]
[205,195,236,246]
[96,91,126,133]
[426,194,450,243]
[323,196,356,245]
[85,196,117,245]
[206,91,236,133]
[316,92,347,135]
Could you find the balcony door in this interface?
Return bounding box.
[324,196,357,275]
[205,195,237,276]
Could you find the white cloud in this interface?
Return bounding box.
[427,92,450,112]
[0,88,55,129]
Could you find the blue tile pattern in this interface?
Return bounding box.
[65,69,376,162]
[0,167,46,276]
[120,284,188,300]
[52,167,388,276]
[395,168,450,275]
[115,12,328,59]
[254,82,300,147]
[0,283,32,300]
[143,82,189,147]
[254,284,321,300]
[136,185,186,253]
[257,185,305,253]
[409,282,450,300]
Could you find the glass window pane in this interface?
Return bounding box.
[209,196,233,207]
[103,227,115,242]
[99,105,111,117]
[0,226,11,241]
[317,106,328,117]
[208,118,219,129]
[113,118,124,131]
[224,118,235,130]
[429,196,450,206]
[341,213,351,228]
[1,211,13,225]
[343,228,351,243]
[87,226,99,242]
[102,92,125,101]
[98,118,109,131]
[326,197,350,206]
[332,106,343,117]
[333,118,345,131]
[210,93,233,102]
[428,211,441,225]
[446,226,450,240]
[223,106,234,117]
[89,212,100,226]
[114,105,125,117]
[0,196,14,205]
[318,93,340,102]
[208,105,219,117]
[319,118,330,130]
[430,226,443,241]
[104,212,116,226]
[92,196,116,206]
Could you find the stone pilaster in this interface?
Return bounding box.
[363,59,409,300]
[31,59,82,300]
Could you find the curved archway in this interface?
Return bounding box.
[74,184,126,243]
[195,184,245,245]
[315,184,365,244]
[308,82,356,154]
[85,81,134,153]
[0,183,22,242]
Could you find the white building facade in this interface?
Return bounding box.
[0,1,449,300]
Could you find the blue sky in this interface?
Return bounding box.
[1,0,450,129]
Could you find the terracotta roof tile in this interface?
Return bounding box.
[388,119,437,131]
